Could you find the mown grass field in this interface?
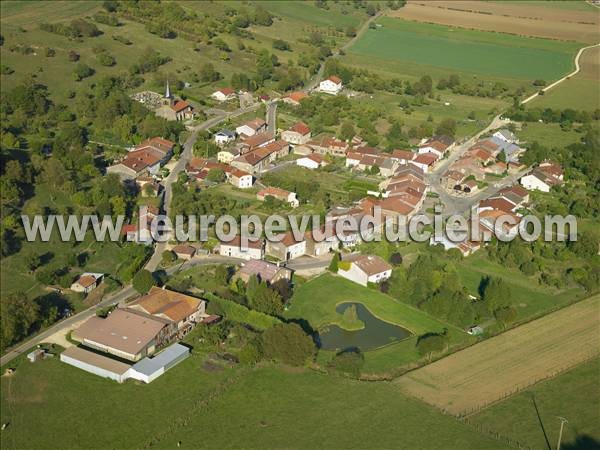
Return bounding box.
[0,352,510,450]
[285,274,473,375]
[394,294,600,416]
[348,17,581,81]
[469,357,600,450]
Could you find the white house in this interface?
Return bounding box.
[520,163,564,193]
[265,231,306,261]
[319,76,343,95]
[211,88,236,102]
[214,129,236,146]
[493,129,518,144]
[235,118,267,138]
[71,273,104,294]
[228,168,254,189]
[218,236,264,260]
[281,122,311,145]
[296,153,326,170]
[409,153,438,173]
[337,254,392,287]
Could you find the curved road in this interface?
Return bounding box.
[521,42,600,105]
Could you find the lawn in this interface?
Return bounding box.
[347,17,581,81]
[285,274,473,375]
[469,358,600,450]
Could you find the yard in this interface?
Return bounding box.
[285,273,473,375]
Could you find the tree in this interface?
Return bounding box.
[345,26,357,37]
[340,121,355,141]
[74,63,94,81]
[435,118,457,137]
[132,269,156,294]
[494,306,517,329]
[251,283,283,315]
[24,251,42,273]
[272,39,290,51]
[327,348,364,377]
[162,250,176,265]
[261,323,316,366]
[328,252,340,273]
[1,292,40,351]
[416,332,448,362]
[206,168,226,183]
[389,252,403,265]
[481,276,512,314]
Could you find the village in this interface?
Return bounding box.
[47,74,567,384]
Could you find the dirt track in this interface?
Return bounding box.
[391,1,600,43]
[394,295,600,416]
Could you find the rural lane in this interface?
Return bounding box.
[521,42,600,105]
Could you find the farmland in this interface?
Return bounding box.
[469,358,600,450]
[394,294,600,416]
[527,45,600,111]
[346,17,582,81]
[391,1,600,44]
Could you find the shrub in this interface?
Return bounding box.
[132,269,156,294]
[327,348,364,377]
[261,323,316,366]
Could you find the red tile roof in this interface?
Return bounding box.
[328,75,342,84]
[413,153,438,165]
[289,121,311,135]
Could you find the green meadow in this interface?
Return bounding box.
[1,352,508,450]
[347,17,581,81]
[470,358,600,450]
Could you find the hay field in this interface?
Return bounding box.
[348,17,580,80]
[394,294,600,416]
[391,1,599,44]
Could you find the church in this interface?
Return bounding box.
[155,80,195,122]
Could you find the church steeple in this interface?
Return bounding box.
[165,79,171,99]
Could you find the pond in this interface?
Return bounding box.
[317,302,412,352]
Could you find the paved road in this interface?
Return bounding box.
[521,43,600,105]
[144,103,262,272]
[425,114,513,217]
[266,101,278,134]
